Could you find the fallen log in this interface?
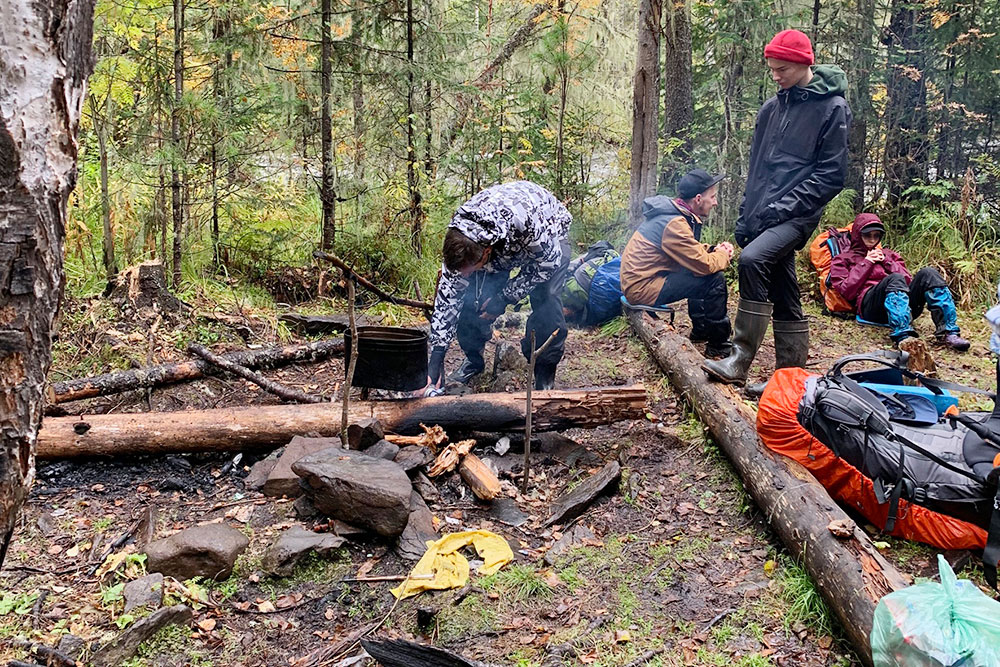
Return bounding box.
[458,453,501,501]
[627,310,907,667]
[37,385,646,459]
[188,343,325,404]
[49,339,345,405]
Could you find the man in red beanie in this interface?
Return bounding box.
[704,28,851,386]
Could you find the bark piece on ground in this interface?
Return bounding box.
[123,573,164,613]
[347,418,385,450]
[263,436,342,498]
[245,454,279,491]
[544,461,621,528]
[279,313,368,336]
[293,448,412,537]
[92,605,193,667]
[538,432,602,468]
[261,525,346,576]
[489,498,528,527]
[458,453,501,501]
[411,471,440,504]
[395,445,434,473]
[397,491,438,561]
[56,635,84,661]
[360,638,499,667]
[364,439,400,461]
[544,524,596,566]
[144,524,249,580]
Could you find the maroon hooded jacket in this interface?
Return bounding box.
[828,215,911,310]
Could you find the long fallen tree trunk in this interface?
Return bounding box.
[49,339,345,405]
[37,385,646,459]
[627,311,905,667]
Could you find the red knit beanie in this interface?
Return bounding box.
[764,29,815,65]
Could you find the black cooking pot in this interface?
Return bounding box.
[344,326,428,391]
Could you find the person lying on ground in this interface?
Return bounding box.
[620,168,734,358]
[423,181,572,395]
[703,29,851,385]
[828,213,970,352]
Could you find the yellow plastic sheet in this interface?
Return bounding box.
[391,530,514,599]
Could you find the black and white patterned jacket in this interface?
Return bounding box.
[429,181,572,352]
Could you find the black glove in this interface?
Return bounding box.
[427,347,446,386]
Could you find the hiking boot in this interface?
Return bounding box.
[448,358,485,385]
[938,333,970,352]
[773,319,809,369]
[689,328,709,344]
[744,381,768,400]
[703,341,732,359]
[898,337,937,377]
[702,299,773,385]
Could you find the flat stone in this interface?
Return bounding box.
[293,494,319,520]
[538,432,602,468]
[488,498,528,527]
[411,471,440,504]
[56,634,85,660]
[244,453,279,491]
[347,418,384,450]
[262,526,345,577]
[397,491,438,561]
[394,445,433,473]
[543,524,596,566]
[364,439,400,461]
[123,573,164,613]
[92,605,193,667]
[144,524,249,580]
[263,436,343,498]
[293,448,412,537]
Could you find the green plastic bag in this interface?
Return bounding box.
[871,555,1000,667]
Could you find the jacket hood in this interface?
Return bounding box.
[849,213,883,251]
[642,195,696,222]
[450,209,509,247]
[802,65,847,97]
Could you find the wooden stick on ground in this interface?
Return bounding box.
[342,276,358,443]
[313,250,432,316]
[626,310,907,666]
[49,339,345,405]
[523,329,561,493]
[188,344,324,404]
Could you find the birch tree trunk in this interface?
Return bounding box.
[629,0,661,229]
[0,0,95,564]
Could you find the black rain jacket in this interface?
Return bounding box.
[735,65,852,248]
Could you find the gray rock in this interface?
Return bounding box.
[364,439,400,461]
[262,526,345,576]
[56,634,85,660]
[394,445,434,473]
[538,432,602,468]
[293,494,319,519]
[411,471,440,504]
[123,573,164,613]
[543,524,596,566]
[92,605,192,667]
[293,448,412,537]
[397,491,437,561]
[488,498,528,527]
[263,436,342,497]
[544,461,621,528]
[144,524,249,580]
[347,418,384,450]
[245,453,279,491]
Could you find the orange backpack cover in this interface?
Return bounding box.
[809,223,855,314]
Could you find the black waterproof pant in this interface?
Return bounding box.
[859,267,951,337]
[456,244,570,374]
[737,221,805,321]
[656,269,731,345]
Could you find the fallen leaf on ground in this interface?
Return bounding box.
[257,600,276,613]
[197,618,217,632]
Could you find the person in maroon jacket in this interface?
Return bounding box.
[828,213,969,351]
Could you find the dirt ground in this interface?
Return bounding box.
[2,289,995,666]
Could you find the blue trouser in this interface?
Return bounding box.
[859,267,960,342]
